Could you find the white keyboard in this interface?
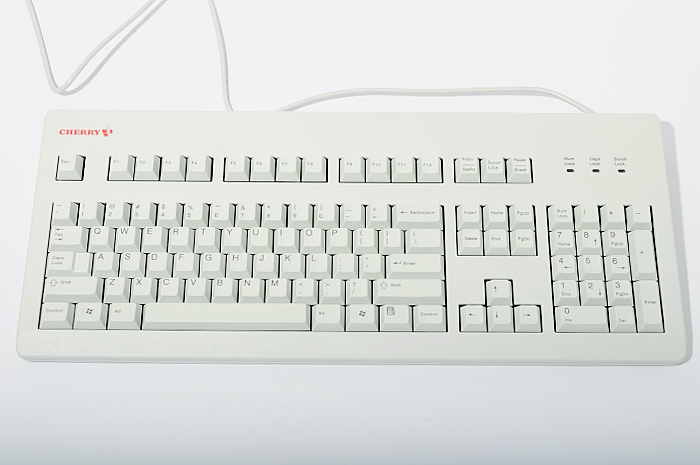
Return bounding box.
[17,110,688,364]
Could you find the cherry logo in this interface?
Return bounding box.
[102,127,113,137]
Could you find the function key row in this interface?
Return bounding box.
[339,156,442,183]
[109,154,212,181]
[455,157,532,183]
[224,155,327,182]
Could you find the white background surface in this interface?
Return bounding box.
[1,1,699,463]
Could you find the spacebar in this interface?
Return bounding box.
[142,304,310,331]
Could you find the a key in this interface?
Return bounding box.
[319,279,345,304]
[326,228,352,254]
[134,154,161,181]
[340,156,365,182]
[221,227,247,253]
[141,227,168,253]
[109,154,135,180]
[200,253,226,278]
[107,303,143,330]
[457,204,482,230]
[551,255,578,280]
[212,278,238,303]
[183,202,209,228]
[292,278,318,304]
[238,278,265,303]
[625,205,652,231]
[94,253,120,278]
[340,203,365,229]
[279,254,305,279]
[210,203,235,228]
[379,305,412,331]
[120,252,146,277]
[600,205,626,230]
[306,254,331,279]
[274,228,299,253]
[253,253,278,278]
[454,156,480,183]
[628,230,657,280]
[405,229,443,254]
[146,253,173,278]
[634,281,663,332]
[236,203,261,228]
[312,304,345,331]
[579,280,606,306]
[509,204,535,229]
[56,153,85,181]
[609,306,637,333]
[49,226,88,252]
[224,155,250,181]
[157,202,183,227]
[484,229,509,255]
[506,158,532,183]
[88,226,115,252]
[353,228,379,254]
[602,230,628,255]
[276,155,301,181]
[288,203,313,228]
[417,157,442,183]
[548,205,574,230]
[413,305,446,331]
[549,230,575,255]
[300,229,326,254]
[480,157,506,183]
[373,279,444,305]
[250,155,276,181]
[346,279,372,304]
[606,280,633,306]
[575,230,602,255]
[142,303,311,330]
[194,227,221,253]
[103,277,130,303]
[483,204,508,229]
[510,230,536,255]
[379,228,404,254]
[184,278,212,303]
[485,280,512,306]
[553,280,579,305]
[52,202,79,226]
[45,252,75,276]
[555,306,609,332]
[366,157,391,183]
[301,156,327,182]
[247,227,273,254]
[262,203,287,228]
[574,204,600,230]
[168,227,194,253]
[314,204,339,229]
[387,254,443,279]
[158,278,184,302]
[460,305,486,332]
[115,226,141,252]
[39,303,75,329]
[487,306,514,332]
[185,155,212,181]
[392,204,442,229]
[391,156,416,182]
[577,255,604,280]
[359,254,384,279]
[514,306,541,332]
[346,304,378,331]
[130,202,157,227]
[73,303,108,329]
[173,253,199,278]
[72,252,93,276]
[43,277,104,302]
[332,254,357,279]
[457,229,483,255]
[78,202,105,227]
[160,154,187,181]
[604,255,630,280]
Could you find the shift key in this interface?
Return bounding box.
[43,277,104,302]
[374,279,445,304]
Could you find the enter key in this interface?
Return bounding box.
[386,254,444,279]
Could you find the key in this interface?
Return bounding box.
[274,228,299,253]
[454,156,480,183]
[487,306,514,332]
[221,227,247,253]
[224,155,250,181]
[109,154,135,180]
[606,280,633,306]
[306,254,331,279]
[92,252,119,278]
[480,157,506,183]
[253,253,278,278]
[551,255,578,280]
[293,278,318,304]
[609,306,637,333]
[629,230,657,280]
[43,277,104,302]
[577,255,604,280]
[262,203,287,228]
[312,304,345,331]
[72,252,93,276]
[340,156,365,182]
[108,303,142,330]
[346,304,378,331]
[173,253,199,278]
[157,202,183,227]
[413,305,446,331]
[634,281,663,332]
[265,278,292,303]
[250,155,276,181]
[89,226,115,252]
[379,305,412,331]
[509,204,534,229]
[460,305,486,332]
[314,204,339,228]
[366,157,391,183]
[486,280,512,305]
[484,229,509,255]
[183,202,209,228]
[49,226,88,252]
[359,254,384,279]
[115,226,141,252]
[146,253,173,278]
[288,203,313,228]
[184,278,212,303]
[600,205,626,230]
[142,303,311,330]
[553,280,579,305]
[341,203,365,229]
[510,229,536,255]
[387,254,443,279]
[239,278,265,303]
[405,229,443,254]
[301,156,327,182]
[506,157,532,183]
[574,204,600,230]
[626,205,652,231]
[353,228,379,254]
[276,155,301,181]
[346,279,372,304]
[602,230,628,255]
[326,228,352,254]
[483,204,508,229]
[39,303,75,329]
[319,279,345,304]
[168,227,194,253]
[457,229,483,255]
[248,227,273,253]
[195,228,221,253]
[45,252,75,276]
[237,202,262,228]
[548,205,574,230]
[134,154,161,181]
[186,155,213,181]
[78,202,105,227]
[210,203,235,228]
[579,280,606,306]
[417,157,442,182]
[373,279,444,305]
[392,204,442,229]
[103,277,130,303]
[549,230,575,255]
[279,254,305,279]
[514,306,541,332]
[120,252,146,277]
[52,202,79,226]
[576,230,602,255]
[379,228,404,254]
[200,253,226,278]
[130,202,157,227]
[604,255,630,280]
[391,156,416,182]
[73,303,108,329]
[160,154,187,181]
[457,204,482,230]
[212,278,238,303]
[555,306,609,332]
[56,153,85,181]
[300,229,326,254]
[332,254,357,279]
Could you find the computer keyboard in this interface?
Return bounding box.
[17,110,688,364]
